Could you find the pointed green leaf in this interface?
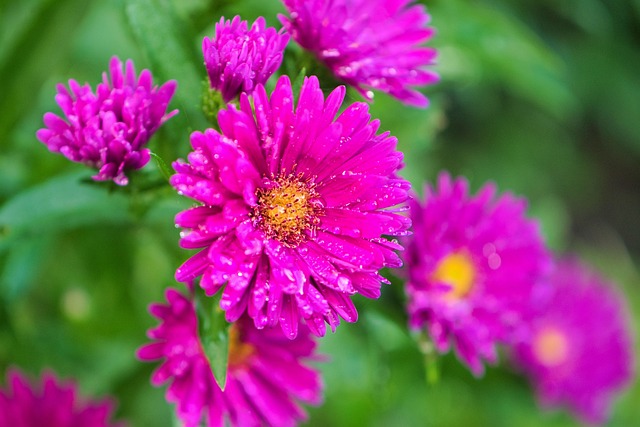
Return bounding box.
[149,151,174,182]
[291,66,307,95]
[195,287,231,390]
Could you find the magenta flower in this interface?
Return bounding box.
[203,16,289,103]
[137,288,323,427]
[279,0,439,107]
[36,56,177,185]
[403,173,552,375]
[0,369,125,427]
[513,258,634,425]
[171,75,410,338]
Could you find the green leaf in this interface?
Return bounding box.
[124,0,210,153]
[149,151,174,182]
[363,309,411,352]
[0,0,90,138]
[1,235,54,301]
[195,286,231,390]
[291,66,307,95]
[0,172,132,254]
[432,0,577,119]
[171,410,183,427]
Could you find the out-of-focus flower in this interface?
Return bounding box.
[137,288,322,427]
[36,56,177,186]
[0,369,125,427]
[171,75,410,338]
[279,0,438,107]
[403,173,552,375]
[203,16,289,103]
[513,258,634,425]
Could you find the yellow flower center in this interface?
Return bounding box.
[533,327,569,367]
[431,251,476,300]
[253,173,323,247]
[228,325,255,368]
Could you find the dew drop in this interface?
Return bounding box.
[337,275,350,291]
[321,48,340,58]
[483,243,496,257]
[488,253,501,270]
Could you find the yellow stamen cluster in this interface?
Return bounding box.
[431,251,476,300]
[253,173,323,247]
[228,325,255,368]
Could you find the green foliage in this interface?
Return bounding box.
[0,0,90,138]
[0,0,639,426]
[124,0,210,162]
[196,288,231,390]
[0,172,132,254]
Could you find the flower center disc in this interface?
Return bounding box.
[533,327,569,367]
[254,174,323,247]
[431,251,476,300]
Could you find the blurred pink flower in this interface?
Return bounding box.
[0,369,125,427]
[279,0,439,107]
[36,56,177,185]
[513,258,635,425]
[403,173,552,375]
[171,75,410,338]
[203,16,289,103]
[138,288,323,427]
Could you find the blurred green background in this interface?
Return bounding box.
[1,0,639,425]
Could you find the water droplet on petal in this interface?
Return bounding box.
[488,253,501,270]
[321,48,340,58]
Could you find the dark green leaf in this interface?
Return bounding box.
[195,286,231,390]
[125,0,210,149]
[0,172,132,254]
[1,235,54,301]
[0,0,90,138]
[432,0,577,119]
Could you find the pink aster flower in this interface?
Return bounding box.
[203,16,289,103]
[137,288,323,427]
[0,369,125,427]
[512,258,634,425]
[279,0,439,107]
[171,75,410,338]
[403,173,552,375]
[36,56,177,185]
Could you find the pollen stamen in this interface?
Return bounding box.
[431,250,477,300]
[253,173,324,247]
